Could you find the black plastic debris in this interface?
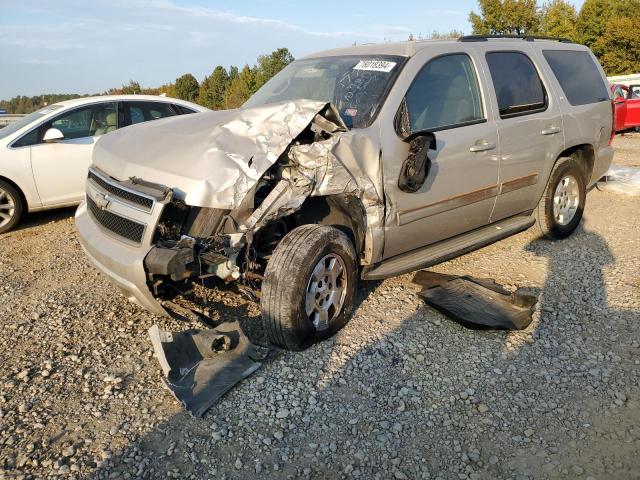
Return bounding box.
[413,271,537,330]
[149,321,269,417]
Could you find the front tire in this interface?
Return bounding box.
[261,225,357,351]
[534,157,586,239]
[0,180,24,234]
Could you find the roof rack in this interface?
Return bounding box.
[458,34,574,43]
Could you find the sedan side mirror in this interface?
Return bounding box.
[615,96,626,105]
[43,128,64,143]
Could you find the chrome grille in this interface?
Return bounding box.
[88,171,154,210]
[87,196,145,244]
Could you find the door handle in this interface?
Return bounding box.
[469,141,496,152]
[541,126,562,135]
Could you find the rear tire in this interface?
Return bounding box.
[0,180,24,234]
[534,157,586,239]
[261,225,357,351]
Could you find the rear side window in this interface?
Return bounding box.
[173,104,197,114]
[405,54,484,132]
[542,50,609,106]
[125,101,177,126]
[486,52,546,118]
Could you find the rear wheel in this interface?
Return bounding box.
[534,157,586,239]
[260,225,357,351]
[0,180,24,234]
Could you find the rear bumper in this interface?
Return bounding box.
[75,201,168,316]
[591,145,615,186]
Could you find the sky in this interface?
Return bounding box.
[0,0,585,99]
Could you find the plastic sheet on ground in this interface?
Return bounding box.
[149,322,269,417]
[597,165,640,196]
[413,271,538,330]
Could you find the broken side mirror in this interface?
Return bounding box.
[395,98,435,193]
[398,132,435,193]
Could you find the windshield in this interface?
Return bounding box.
[244,55,406,129]
[0,105,63,141]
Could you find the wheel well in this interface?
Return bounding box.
[558,144,595,179]
[289,195,366,253]
[0,175,28,209]
[253,195,366,261]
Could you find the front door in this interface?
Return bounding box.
[484,49,565,222]
[30,101,119,206]
[625,85,640,129]
[612,85,627,132]
[381,50,500,259]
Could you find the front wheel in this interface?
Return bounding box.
[534,156,586,239]
[260,225,357,351]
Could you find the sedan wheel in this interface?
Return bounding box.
[0,180,23,234]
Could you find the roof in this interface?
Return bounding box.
[302,37,585,59]
[51,95,207,110]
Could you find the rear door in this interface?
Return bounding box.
[625,85,640,128]
[482,48,565,222]
[30,101,118,206]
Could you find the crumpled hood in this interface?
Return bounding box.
[92,99,335,208]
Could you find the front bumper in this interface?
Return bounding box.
[75,201,168,316]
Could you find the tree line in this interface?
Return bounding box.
[2,0,639,114]
[0,48,294,114]
[470,0,640,75]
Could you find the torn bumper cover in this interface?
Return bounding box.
[413,271,538,330]
[149,322,269,417]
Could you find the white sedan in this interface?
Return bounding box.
[0,95,207,233]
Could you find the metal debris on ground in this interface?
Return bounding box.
[149,321,269,417]
[597,165,640,196]
[413,271,538,330]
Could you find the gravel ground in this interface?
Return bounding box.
[1,134,639,480]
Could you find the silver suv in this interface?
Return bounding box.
[76,36,614,350]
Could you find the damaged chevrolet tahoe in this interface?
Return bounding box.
[76,36,614,350]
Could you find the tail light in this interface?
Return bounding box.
[609,99,616,145]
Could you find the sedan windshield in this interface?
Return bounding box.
[244,55,406,129]
[0,105,63,141]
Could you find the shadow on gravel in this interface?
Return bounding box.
[84,227,640,479]
[8,206,77,234]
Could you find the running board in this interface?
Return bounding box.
[362,215,535,280]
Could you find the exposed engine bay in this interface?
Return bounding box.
[135,101,385,318]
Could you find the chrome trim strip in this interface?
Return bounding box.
[88,166,157,213]
[499,173,539,194]
[398,184,500,225]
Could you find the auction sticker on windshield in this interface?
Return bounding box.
[353,60,397,72]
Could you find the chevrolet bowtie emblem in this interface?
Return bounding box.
[94,192,110,210]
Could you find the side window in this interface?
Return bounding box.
[12,127,41,148]
[542,50,610,106]
[486,52,546,118]
[405,54,484,132]
[173,104,197,115]
[630,86,640,99]
[130,106,145,125]
[125,102,177,125]
[613,86,625,99]
[43,102,118,141]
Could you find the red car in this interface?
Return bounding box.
[611,83,640,132]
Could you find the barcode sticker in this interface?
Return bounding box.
[353,60,397,73]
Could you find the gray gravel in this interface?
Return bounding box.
[1,133,639,480]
